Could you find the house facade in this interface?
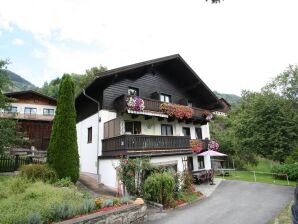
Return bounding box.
[0,90,56,151]
[75,54,223,189]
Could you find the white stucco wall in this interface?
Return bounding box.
[120,114,207,140]
[76,110,117,174]
[99,159,119,189]
[99,155,190,189]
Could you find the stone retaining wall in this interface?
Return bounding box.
[60,204,147,224]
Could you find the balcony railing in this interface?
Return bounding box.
[114,94,208,120]
[0,112,54,121]
[102,134,193,157]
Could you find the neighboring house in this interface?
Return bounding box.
[0,90,56,151]
[213,98,231,116]
[75,54,223,189]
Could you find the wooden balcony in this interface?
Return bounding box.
[114,94,209,124]
[102,135,193,157]
[0,112,54,121]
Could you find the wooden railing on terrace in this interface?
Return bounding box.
[102,134,193,156]
[0,112,54,121]
[114,94,208,119]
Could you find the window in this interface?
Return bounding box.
[195,127,202,139]
[182,127,190,137]
[198,156,205,169]
[160,93,171,103]
[43,108,55,116]
[128,87,139,96]
[4,106,17,113]
[24,107,37,115]
[87,127,92,143]
[187,101,193,107]
[161,124,173,136]
[125,121,141,134]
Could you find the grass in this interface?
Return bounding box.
[0,175,91,223]
[268,200,293,224]
[217,171,297,187]
[244,157,279,172]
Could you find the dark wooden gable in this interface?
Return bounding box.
[75,54,222,122]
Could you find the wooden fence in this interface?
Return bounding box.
[0,155,42,172]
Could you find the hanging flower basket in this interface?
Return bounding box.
[126,96,145,112]
[190,139,204,153]
[208,140,220,151]
[160,103,193,119]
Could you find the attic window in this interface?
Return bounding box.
[128,87,139,96]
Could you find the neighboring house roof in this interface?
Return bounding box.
[76,54,222,110]
[5,90,57,104]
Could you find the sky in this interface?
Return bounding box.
[0,0,298,96]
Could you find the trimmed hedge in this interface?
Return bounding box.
[271,163,298,181]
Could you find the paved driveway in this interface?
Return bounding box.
[146,180,294,224]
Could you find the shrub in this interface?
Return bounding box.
[95,198,103,209]
[112,198,120,206]
[10,177,30,194]
[47,74,80,183]
[103,199,113,208]
[19,164,58,183]
[49,203,75,221]
[27,212,42,224]
[54,177,73,187]
[79,199,96,214]
[285,148,298,164]
[143,172,175,206]
[120,196,130,204]
[272,163,298,181]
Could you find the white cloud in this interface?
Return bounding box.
[12,38,25,46]
[0,0,298,94]
[30,48,45,59]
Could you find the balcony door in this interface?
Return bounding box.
[125,121,141,135]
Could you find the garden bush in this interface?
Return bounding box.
[54,177,74,187]
[0,177,90,223]
[272,163,298,181]
[143,172,175,206]
[19,164,58,183]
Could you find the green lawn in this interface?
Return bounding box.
[217,171,296,187]
[244,157,279,172]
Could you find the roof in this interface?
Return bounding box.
[5,90,57,102]
[76,54,222,110]
[219,98,231,107]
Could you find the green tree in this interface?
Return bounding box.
[39,65,107,98]
[0,59,26,153]
[264,65,298,107]
[47,74,79,182]
[231,90,298,162]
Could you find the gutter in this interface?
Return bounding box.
[82,89,101,183]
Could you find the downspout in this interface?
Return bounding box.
[82,89,101,183]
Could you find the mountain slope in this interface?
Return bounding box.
[4,70,36,92]
[213,91,241,105]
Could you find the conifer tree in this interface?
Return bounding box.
[47,74,79,182]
